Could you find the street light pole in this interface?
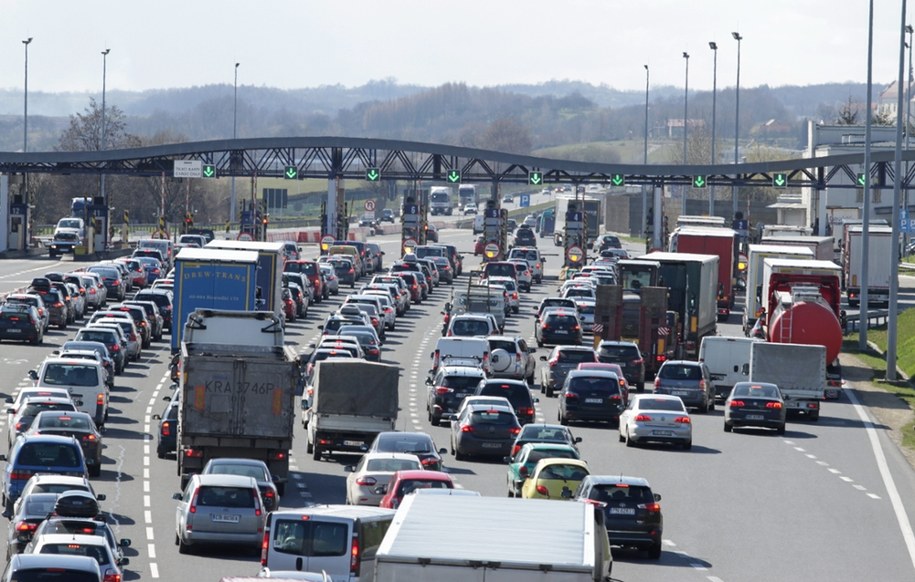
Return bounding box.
[100,48,110,249]
[860,0,876,350]
[732,31,743,219]
[709,41,718,216]
[230,62,240,224]
[642,64,649,239]
[682,51,690,215]
[905,24,913,252]
[22,38,33,153]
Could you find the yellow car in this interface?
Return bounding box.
[520,458,591,500]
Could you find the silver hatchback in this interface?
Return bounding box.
[173,473,266,554]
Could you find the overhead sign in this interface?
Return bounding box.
[773,173,787,188]
[902,210,915,234]
[174,160,202,178]
[446,170,461,184]
[692,175,707,189]
[528,171,543,186]
[403,204,419,215]
[364,199,376,212]
[856,172,867,187]
[611,173,625,187]
[484,243,500,259]
[202,164,216,178]
[366,168,381,182]
[284,166,298,180]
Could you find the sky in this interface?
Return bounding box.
[0,0,910,101]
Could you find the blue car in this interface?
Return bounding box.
[1,434,87,515]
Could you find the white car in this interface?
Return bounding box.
[488,277,519,313]
[507,260,533,292]
[446,313,498,338]
[507,247,544,284]
[619,394,692,450]
[561,285,596,301]
[363,291,398,331]
[344,452,423,506]
[28,533,128,582]
[572,299,596,332]
[486,335,536,384]
[451,395,514,424]
[463,203,477,215]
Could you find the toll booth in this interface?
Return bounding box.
[402,200,421,255]
[0,175,10,252]
[564,205,585,268]
[8,194,29,252]
[87,199,109,253]
[482,201,505,261]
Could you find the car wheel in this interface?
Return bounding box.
[708,399,715,412]
[455,447,466,461]
[648,543,662,560]
[559,413,568,426]
[625,429,635,447]
[724,421,732,433]
[776,425,786,435]
[512,306,519,314]
[157,446,166,459]
[636,382,645,392]
[682,440,692,450]
[508,489,514,498]
[546,386,554,398]
[312,444,322,461]
[306,439,314,454]
[177,535,192,555]
[618,430,626,443]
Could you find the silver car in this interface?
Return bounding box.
[619,394,692,450]
[173,473,266,554]
[319,264,340,295]
[344,452,423,506]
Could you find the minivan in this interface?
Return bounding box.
[29,358,108,427]
[261,505,395,580]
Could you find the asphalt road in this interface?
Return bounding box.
[0,232,914,581]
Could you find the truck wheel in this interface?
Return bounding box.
[306,439,314,454]
[312,445,322,461]
[546,386,554,398]
[724,421,733,432]
[809,411,820,422]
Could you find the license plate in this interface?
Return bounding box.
[481,442,502,448]
[746,414,765,420]
[343,440,363,447]
[652,430,673,436]
[553,329,568,334]
[609,507,636,515]
[6,329,21,333]
[585,398,603,404]
[212,514,240,523]
[672,390,690,396]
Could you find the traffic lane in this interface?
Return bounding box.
[0,257,70,295]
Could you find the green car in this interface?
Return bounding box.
[505,443,581,498]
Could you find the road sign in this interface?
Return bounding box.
[446,170,461,184]
[403,238,417,253]
[403,204,419,215]
[773,173,787,188]
[528,171,543,186]
[567,245,584,263]
[237,232,254,241]
[658,327,671,337]
[856,172,867,187]
[692,175,707,189]
[174,160,202,178]
[901,210,915,234]
[484,243,500,259]
[520,194,531,208]
[284,166,298,180]
[320,235,334,251]
[592,323,604,334]
[366,168,381,182]
[202,164,216,178]
[364,199,376,212]
[611,173,625,187]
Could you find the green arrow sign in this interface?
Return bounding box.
[857,172,867,187]
[611,173,625,187]
[284,166,298,180]
[773,173,787,188]
[692,175,707,188]
[202,164,216,178]
[446,170,461,183]
[366,168,381,182]
[528,171,543,186]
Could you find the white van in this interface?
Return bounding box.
[260,505,395,581]
[699,336,760,402]
[452,288,506,330]
[54,217,86,238]
[28,358,109,427]
[431,337,491,375]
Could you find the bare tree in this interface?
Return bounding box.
[836,96,859,125]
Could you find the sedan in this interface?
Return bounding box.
[619,394,692,450]
[0,303,43,345]
[450,404,521,460]
[505,443,580,498]
[367,431,446,472]
[575,475,663,559]
[7,397,77,452]
[28,533,128,581]
[24,411,103,477]
[201,457,283,509]
[6,492,60,557]
[520,458,590,500]
[510,423,582,458]
[724,382,787,434]
[344,452,423,506]
[375,470,454,509]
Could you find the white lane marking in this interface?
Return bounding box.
[146,527,154,540]
[868,493,882,500]
[793,447,805,452]
[816,461,829,466]
[828,468,841,474]
[144,510,152,524]
[148,544,156,559]
[663,539,677,547]
[853,484,867,491]
[805,454,817,459]
[150,563,159,579]
[707,577,725,582]
[846,388,915,571]
[839,476,854,483]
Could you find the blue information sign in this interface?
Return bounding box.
[520,194,531,208]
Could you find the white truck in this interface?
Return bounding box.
[759,235,834,261]
[699,336,760,402]
[742,244,815,335]
[304,359,399,460]
[430,337,491,376]
[749,342,826,421]
[843,224,892,307]
[451,286,506,330]
[374,494,612,582]
[429,186,455,216]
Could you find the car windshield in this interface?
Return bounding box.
[637,398,686,412]
[206,463,268,481]
[38,542,110,565]
[659,365,702,380]
[376,436,433,454]
[42,364,99,387]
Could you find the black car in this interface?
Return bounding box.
[558,370,625,425]
[0,304,43,345]
[153,398,179,459]
[513,227,537,248]
[598,234,622,251]
[74,327,126,375]
[723,381,787,434]
[535,309,583,348]
[426,366,487,426]
[134,288,173,332]
[368,431,447,471]
[380,209,396,223]
[5,492,60,556]
[474,379,538,425]
[575,475,663,559]
[25,411,103,477]
[597,341,646,391]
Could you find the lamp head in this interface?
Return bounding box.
[732,32,742,41]
[709,41,717,50]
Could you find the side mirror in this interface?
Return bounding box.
[119,538,131,548]
[425,378,433,386]
[0,454,6,462]
[317,325,324,330]
[574,437,583,444]
[344,465,355,473]
[152,414,161,420]
[528,348,537,354]
[171,493,182,500]
[539,356,548,361]
[438,448,447,455]
[118,558,130,566]
[4,397,12,404]
[96,494,106,501]
[373,485,387,495]
[28,370,38,381]
[654,493,662,502]
[503,456,512,464]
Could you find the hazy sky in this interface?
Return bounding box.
[0,0,909,99]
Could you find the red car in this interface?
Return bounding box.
[284,260,325,303]
[376,470,455,509]
[281,288,297,322]
[474,237,486,256]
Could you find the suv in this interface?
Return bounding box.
[486,336,535,384]
[536,309,582,347]
[172,473,266,554]
[512,227,537,248]
[574,475,663,559]
[539,346,597,398]
[474,379,538,425]
[508,247,544,284]
[558,370,625,425]
[597,341,646,391]
[446,314,497,338]
[1,434,88,515]
[654,360,713,412]
[426,366,487,426]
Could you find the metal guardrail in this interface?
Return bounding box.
[844,309,890,334]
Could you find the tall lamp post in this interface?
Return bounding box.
[22,37,33,248]
[682,52,690,214]
[709,41,718,216]
[905,24,913,251]
[100,48,111,249]
[732,31,743,219]
[230,62,240,224]
[642,64,649,238]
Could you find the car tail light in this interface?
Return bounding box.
[634,414,652,422]
[675,416,691,424]
[638,502,661,513]
[350,533,361,575]
[656,354,667,363]
[269,450,286,461]
[435,386,452,395]
[766,402,783,409]
[548,357,558,367]
[88,288,97,295]
[112,280,120,286]
[189,486,200,513]
[510,426,521,435]
[564,392,578,400]
[570,325,580,332]
[515,352,522,363]
[103,571,121,582]
[97,393,105,405]
[536,485,549,496]
[110,344,120,352]
[609,394,622,401]
[420,457,438,467]
[631,358,644,366]
[15,520,37,533]
[698,380,706,390]
[261,529,271,565]
[654,377,660,389]
[54,302,64,308]
[83,434,97,442]
[511,444,521,456]
[355,476,377,486]
[14,421,24,432]
[461,425,474,433]
[729,400,745,408]
[512,292,519,300]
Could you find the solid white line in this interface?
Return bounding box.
[846,389,915,572]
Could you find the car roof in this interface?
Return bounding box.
[565,370,618,380]
[195,473,258,487]
[33,533,109,547]
[533,458,589,470]
[9,553,101,572]
[206,458,268,468]
[598,340,639,347]
[585,474,652,488]
[521,442,578,453]
[632,393,685,403]
[392,470,452,481]
[17,434,81,445]
[439,366,486,377]
[467,403,514,414]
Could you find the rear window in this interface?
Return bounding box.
[41,364,99,387]
[546,314,579,327]
[599,345,639,360]
[397,479,451,496]
[197,486,256,508]
[527,449,578,464]
[567,377,620,395]
[578,304,595,315]
[636,398,686,412]
[441,375,482,390]
[17,443,81,467]
[659,364,702,380]
[557,350,596,364]
[485,264,515,277]
[514,264,527,272]
[272,519,348,557]
[589,484,654,503]
[470,409,516,424]
[451,319,490,336]
[38,415,91,430]
[33,483,90,495]
[76,330,113,344]
[14,571,99,582]
[26,498,60,515]
[479,384,531,408]
[366,458,421,472]
[488,340,517,353]
[539,464,589,481]
[22,403,75,417]
[38,542,110,565]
